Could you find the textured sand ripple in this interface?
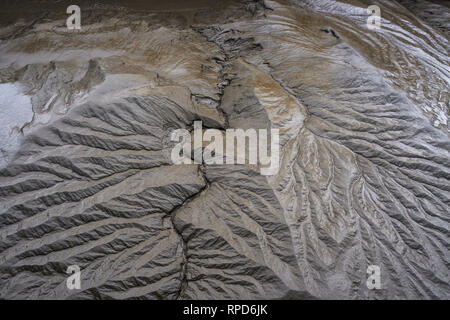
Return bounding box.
[0,0,449,299]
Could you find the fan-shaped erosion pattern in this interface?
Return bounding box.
[0,0,449,299]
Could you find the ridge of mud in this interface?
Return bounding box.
[0,0,448,299]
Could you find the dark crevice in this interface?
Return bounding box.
[320,27,340,39]
[191,26,236,130]
[167,165,209,300]
[258,0,274,11]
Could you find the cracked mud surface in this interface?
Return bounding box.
[0,0,449,299]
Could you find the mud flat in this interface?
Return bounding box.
[0,0,448,299]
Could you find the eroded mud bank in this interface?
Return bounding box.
[0,0,448,299]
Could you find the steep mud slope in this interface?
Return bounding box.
[0,0,449,299]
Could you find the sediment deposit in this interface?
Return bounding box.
[0,0,449,299]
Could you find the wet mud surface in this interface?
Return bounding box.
[0,0,449,299]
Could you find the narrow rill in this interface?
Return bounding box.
[0,0,448,299]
